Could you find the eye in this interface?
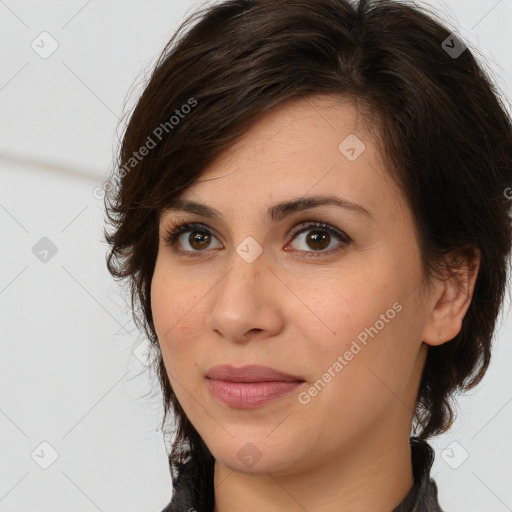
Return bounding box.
[162,220,351,257]
[163,221,222,256]
[286,221,350,255]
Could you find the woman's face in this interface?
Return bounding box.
[151,95,436,475]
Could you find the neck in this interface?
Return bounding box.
[213,418,415,512]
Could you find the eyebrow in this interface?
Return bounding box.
[162,194,372,222]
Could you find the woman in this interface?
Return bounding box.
[104,0,512,510]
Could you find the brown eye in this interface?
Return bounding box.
[304,230,331,250]
[187,230,213,251]
[164,220,350,257]
[164,222,222,252]
[287,222,350,254]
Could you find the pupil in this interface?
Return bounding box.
[190,231,210,250]
[308,231,329,250]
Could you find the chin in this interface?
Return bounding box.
[212,441,299,475]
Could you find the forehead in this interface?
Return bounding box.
[167,95,404,221]
[203,95,376,173]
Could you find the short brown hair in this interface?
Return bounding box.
[104,0,512,501]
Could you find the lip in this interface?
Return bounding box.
[205,364,305,383]
[206,364,305,409]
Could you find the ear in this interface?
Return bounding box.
[421,247,481,346]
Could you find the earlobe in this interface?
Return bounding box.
[421,248,481,347]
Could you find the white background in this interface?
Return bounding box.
[0,1,511,511]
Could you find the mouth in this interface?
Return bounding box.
[207,379,304,408]
[205,364,305,382]
[205,364,305,409]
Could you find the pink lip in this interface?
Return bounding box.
[206,365,305,409]
[205,364,304,382]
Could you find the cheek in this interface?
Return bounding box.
[293,258,424,394]
[296,287,422,439]
[293,265,408,351]
[150,263,204,372]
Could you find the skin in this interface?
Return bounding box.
[151,95,479,512]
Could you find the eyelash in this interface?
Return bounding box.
[162,220,352,258]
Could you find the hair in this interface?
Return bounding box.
[104,0,512,505]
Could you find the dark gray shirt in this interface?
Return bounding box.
[161,438,444,512]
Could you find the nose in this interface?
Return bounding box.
[205,251,284,343]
